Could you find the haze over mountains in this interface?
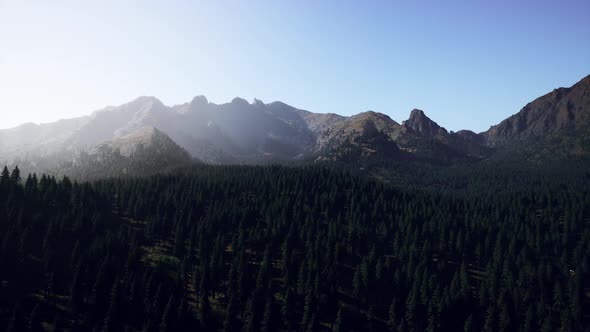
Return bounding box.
[1,74,589,178]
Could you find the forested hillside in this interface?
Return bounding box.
[1,164,589,331]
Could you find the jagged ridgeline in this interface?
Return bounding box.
[0,164,588,331]
[1,75,589,179]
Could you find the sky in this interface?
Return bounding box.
[0,1,589,132]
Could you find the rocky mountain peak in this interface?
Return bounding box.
[252,98,265,107]
[231,97,250,107]
[190,95,209,107]
[409,108,426,118]
[130,96,164,108]
[1,74,588,171]
[403,109,447,137]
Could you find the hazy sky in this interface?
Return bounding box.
[1,1,589,131]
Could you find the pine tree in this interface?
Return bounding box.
[463,314,473,332]
[281,287,295,331]
[1,165,10,187]
[159,295,174,332]
[70,264,84,313]
[10,166,21,184]
[365,306,375,331]
[102,279,121,332]
[498,304,511,332]
[198,292,210,328]
[352,265,362,299]
[539,316,552,332]
[483,304,496,332]
[387,299,397,331]
[522,307,534,332]
[28,303,42,332]
[261,297,272,332]
[223,291,239,332]
[459,261,470,299]
[333,306,343,332]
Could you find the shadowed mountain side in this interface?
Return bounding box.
[483,75,590,147]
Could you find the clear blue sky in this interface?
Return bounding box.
[1,0,589,131]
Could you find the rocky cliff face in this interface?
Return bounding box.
[403,109,448,137]
[484,75,590,146]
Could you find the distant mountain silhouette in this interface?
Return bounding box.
[1,74,588,176]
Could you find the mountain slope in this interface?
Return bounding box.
[484,75,590,144]
[314,111,406,163]
[58,127,193,180]
[0,116,89,158]
[484,74,590,158]
[1,74,588,175]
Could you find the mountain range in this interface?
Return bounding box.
[1,74,589,178]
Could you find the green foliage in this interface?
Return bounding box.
[0,162,588,331]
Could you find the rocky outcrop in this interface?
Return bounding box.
[403,109,448,137]
[483,75,590,146]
